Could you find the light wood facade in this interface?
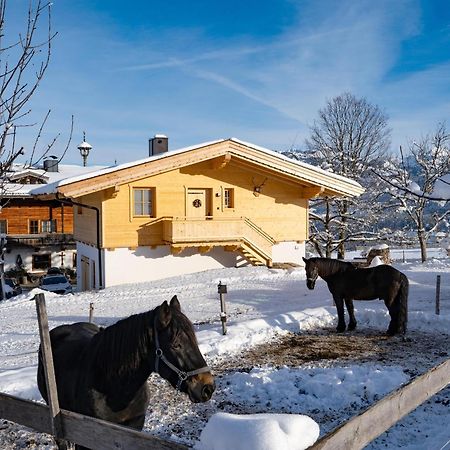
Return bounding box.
[36,138,363,288]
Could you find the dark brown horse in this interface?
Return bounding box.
[303,257,408,335]
[37,296,215,450]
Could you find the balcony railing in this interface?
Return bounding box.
[6,233,75,247]
[162,216,275,263]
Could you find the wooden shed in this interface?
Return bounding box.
[33,137,364,290]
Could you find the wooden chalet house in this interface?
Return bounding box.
[33,137,364,291]
[1,159,104,279]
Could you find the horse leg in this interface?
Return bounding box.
[345,298,357,331]
[55,439,75,450]
[334,295,346,332]
[384,298,398,336]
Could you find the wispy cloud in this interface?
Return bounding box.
[19,0,450,164]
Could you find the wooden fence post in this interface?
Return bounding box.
[89,302,94,323]
[435,275,441,315]
[35,293,63,439]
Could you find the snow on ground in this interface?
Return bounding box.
[0,251,449,449]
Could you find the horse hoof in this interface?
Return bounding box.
[336,326,346,333]
[347,323,357,331]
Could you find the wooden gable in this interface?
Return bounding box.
[53,139,364,199]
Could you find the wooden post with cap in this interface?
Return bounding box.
[218,281,227,335]
[89,302,95,323]
[435,275,441,315]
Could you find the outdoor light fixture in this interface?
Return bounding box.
[78,132,92,167]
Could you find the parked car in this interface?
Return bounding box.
[47,267,64,275]
[40,274,73,295]
[4,278,22,298]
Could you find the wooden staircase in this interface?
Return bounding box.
[239,242,269,266]
[237,219,275,266]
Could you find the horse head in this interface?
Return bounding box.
[153,295,215,403]
[303,257,318,290]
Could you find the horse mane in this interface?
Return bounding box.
[92,305,197,383]
[312,257,355,278]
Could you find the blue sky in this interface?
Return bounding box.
[11,0,450,165]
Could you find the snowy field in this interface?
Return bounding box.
[0,249,449,449]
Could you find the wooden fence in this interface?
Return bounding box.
[0,392,186,449]
[311,357,450,449]
[0,293,187,450]
[0,293,448,449]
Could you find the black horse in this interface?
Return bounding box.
[303,257,408,335]
[37,295,215,450]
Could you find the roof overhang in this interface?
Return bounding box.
[33,138,364,200]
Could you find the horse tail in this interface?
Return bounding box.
[396,273,409,334]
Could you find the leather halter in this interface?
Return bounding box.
[153,317,210,390]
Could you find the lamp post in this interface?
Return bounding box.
[78,132,92,167]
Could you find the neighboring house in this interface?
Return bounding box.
[0,159,105,279]
[33,137,364,290]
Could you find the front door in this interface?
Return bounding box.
[187,189,208,218]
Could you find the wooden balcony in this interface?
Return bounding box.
[6,233,75,247]
[162,216,275,266]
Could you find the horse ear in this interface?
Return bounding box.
[302,257,308,263]
[170,295,181,311]
[157,301,172,329]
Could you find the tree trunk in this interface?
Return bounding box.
[418,230,427,262]
[337,199,348,259]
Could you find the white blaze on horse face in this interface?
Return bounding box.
[186,372,215,403]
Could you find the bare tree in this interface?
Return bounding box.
[0,0,72,299]
[305,93,391,258]
[0,0,73,178]
[375,123,450,262]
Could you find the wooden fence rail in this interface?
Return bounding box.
[0,391,187,449]
[310,357,450,450]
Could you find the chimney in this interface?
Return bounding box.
[43,157,59,172]
[149,134,168,156]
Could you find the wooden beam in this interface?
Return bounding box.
[211,154,231,170]
[225,245,241,252]
[171,246,185,255]
[300,186,325,198]
[0,392,187,450]
[110,185,121,198]
[198,245,213,254]
[311,358,450,450]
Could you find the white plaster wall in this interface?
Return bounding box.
[76,242,102,290]
[103,246,237,287]
[272,241,305,265]
[4,247,76,273]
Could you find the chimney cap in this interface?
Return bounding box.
[153,134,167,139]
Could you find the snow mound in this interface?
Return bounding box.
[196,412,320,450]
[369,255,383,267]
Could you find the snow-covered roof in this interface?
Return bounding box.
[31,138,364,198]
[2,163,108,197]
[8,169,49,182]
[31,139,224,195]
